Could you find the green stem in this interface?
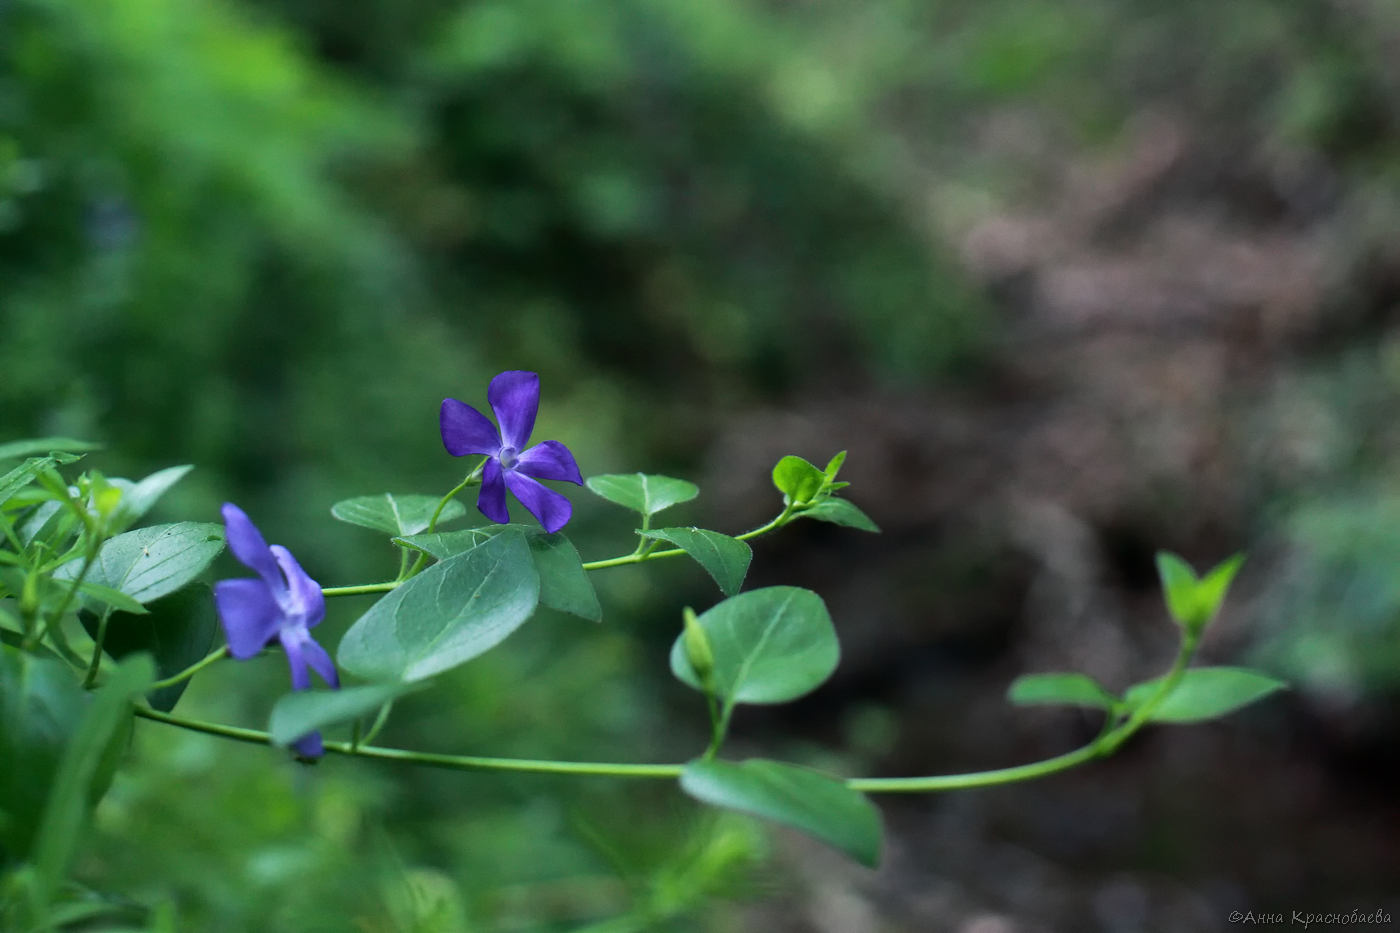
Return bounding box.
[851,630,1201,793]
[322,581,400,598]
[581,505,796,572]
[359,699,395,748]
[134,707,686,779]
[81,609,112,688]
[147,646,229,690]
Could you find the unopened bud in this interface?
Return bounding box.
[682,607,714,687]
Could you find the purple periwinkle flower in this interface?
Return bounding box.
[440,370,583,533]
[214,503,339,759]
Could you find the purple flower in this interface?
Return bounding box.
[214,503,338,759]
[440,371,583,533]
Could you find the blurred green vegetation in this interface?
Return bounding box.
[4,0,1400,926]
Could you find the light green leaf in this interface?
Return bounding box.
[1007,672,1117,710]
[1123,666,1287,723]
[1155,551,1200,628]
[823,450,847,481]
[398,525,599,621]
[585,473,698,517]
[1195,554,1245,627]
[681,758,882,867]
[72,582,148,616]
[109,465,193,531]
[670,586,839,704]
[641,527,752,596]
[268,681,424,747]
[56,522,225,605]
[337,531,540,682]
[331,494,466,536]
[796,498,880,533]
[0,438,101,461]
[771,455,825,505]
[0,456,58,507]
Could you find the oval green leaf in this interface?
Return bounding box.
[669,586,839,704]
[771,455,825,504]
[641,527,752,596]
[108,465,193,532]
[1123,666,1287,723]
[57,522,225,605]
[337,530,540,682]
[1007,672,1117,710]
[796,498,880,533]
[398,525,599,621]
[681,758,882,867]
[269,681,425,747]
[331,494,467,536]
[79,586,218,712]
[585,473,698,517]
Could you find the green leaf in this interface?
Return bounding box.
[337,530,540,682]
[398,525,600,621]
[1007,672,1117,710]
[331,494,466,536]
[1123,667,1287,723]
[823,450,847,481]
[1154,551,1200,628]
[0,649,89,859]
[108,465,193,531]
[0,438,101,461]
[1195,554,1246,626]
[670,586,839,704]
[640,527,752,596]
[71,582,149,616]
[796,498,880,533]
[771,456,825,505]
[57,522,225,605]
[0,456,58,507]
[30,654,153,914]
[680,759,882,867]
[268,681,424,747]
[81,586,219,712]
[585,473,699,518]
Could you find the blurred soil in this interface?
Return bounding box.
[702,103,1400,931]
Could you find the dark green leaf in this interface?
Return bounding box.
[0,438,101,461]
[398,525,600,621]
[30,654,153,912]
[337,530,540,682]
[1007,672,1117,710]
[268,681,424,747]
[331,494,466,536]
[771,456,825,504]
[796,498,880,533]
[641,527,752,596]
[81,587,219,712]
[670,587,839,704]
[57,523,225,605]
[681,758,882,867]
[1123,667,1287,723]
[585,473,698,517]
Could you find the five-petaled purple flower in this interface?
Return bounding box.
[214,503,339,759]
[440,371,583,533]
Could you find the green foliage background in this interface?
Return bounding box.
[3,0,1399,927]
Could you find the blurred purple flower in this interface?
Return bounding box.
[440,371,583,533]
[214,503,338,759]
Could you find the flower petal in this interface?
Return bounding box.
[515,440,583,485]
[476,457,510,524]
[487,371,540,450]
[221,503,282,590]
[270,545,326,629]
[440,398,502,457]
[504,470,573,533]
[292,731,324,759]
[214,578,284,659]
[299,636,340,689]
[280,629,313,690]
